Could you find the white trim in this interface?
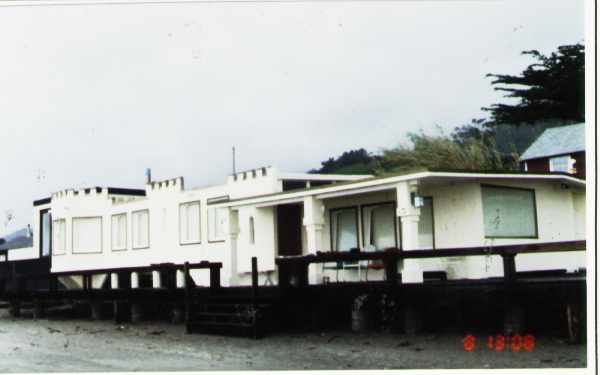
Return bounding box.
[214,171,585,209]
[279,172,372,181]
[316,182,397,199]
[254,196,305,208]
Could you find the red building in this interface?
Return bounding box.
[520,123,586,180]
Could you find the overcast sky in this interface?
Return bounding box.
[0,0,584,234]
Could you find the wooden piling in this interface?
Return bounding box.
[131,303,143,323]
[9,300,21,318]
[251,257,258,308]
[501,253,523,335]
[33,299,45,319]
[91,301,103,320]
[183,262,191,334]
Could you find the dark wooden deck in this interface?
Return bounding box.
[0,240,587,340]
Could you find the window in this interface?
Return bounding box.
[249,216,255,245]
[132,210,150,249]
[40,209,52,257]
[481,185,537,238]
[72,217,103,253]
[52,219,66,255]
[179,202,201,244]
[111,213,127,251]
[361,203,396,250]
[330,207,358,251]
[208,206,228,242]
[549,155,571,173]
[418,197,435,249]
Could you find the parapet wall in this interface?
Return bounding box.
[145,177,185,196]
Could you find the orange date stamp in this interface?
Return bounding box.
[462,334,536,352]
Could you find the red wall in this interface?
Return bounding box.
[522,151,586,180]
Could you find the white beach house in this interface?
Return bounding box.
[14,167,586,289]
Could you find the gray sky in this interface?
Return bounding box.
[0,0,584,234]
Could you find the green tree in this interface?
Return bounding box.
[309,148,380,175]
[483,43,584,125]
[380,132,518,174]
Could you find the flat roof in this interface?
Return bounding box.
[279,172,372,181]
[212,169,585,208]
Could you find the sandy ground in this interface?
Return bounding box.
[0,309,586,372]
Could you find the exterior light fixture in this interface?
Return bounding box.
[411,192,424,208]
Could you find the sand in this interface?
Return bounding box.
[0,309,586,372]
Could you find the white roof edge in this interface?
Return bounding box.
[214,171,585,208]
[278,172,373,181]
[425,171,586,187]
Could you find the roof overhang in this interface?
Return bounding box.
[212,171,586,210]
[278,172,372,181]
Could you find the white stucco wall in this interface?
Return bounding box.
[24,170,585,288]
[419,179,586,279]
[7,246,38,261]
[46,167,292,287]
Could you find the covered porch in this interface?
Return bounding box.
[223,178,436,285]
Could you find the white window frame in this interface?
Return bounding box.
[361,202,397,251]
[549,155,573,173]
[208,206,228,243]
[132,209,150,249]
[72,216,103,254]
[179,201,201,245]
[52,219,67,255]
[111,213,128,251]
[418,197,435,250]
[481,184,538,239]
[330,206,359,252]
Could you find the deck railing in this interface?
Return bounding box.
[275,240,586,289]
[1,261,223,294]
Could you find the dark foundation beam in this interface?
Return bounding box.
[91,301,103,320]
[33,299,45,319]
[113,301,131,324]
[501,253,523,335]
[209,267,220,291]
[251,257,258,308]
[131,303,143,323]
[171,305,184,324]
[9,300,21,318]
[184,262,191,334]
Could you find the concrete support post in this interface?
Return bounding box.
[400,215,423,283]
[131,303,143,323]
[131,272,139,289]
[403,305,422,334]
[171,306,184,324]
[91,301,103,320]
[152,271,161,288]
[111,273,119,289]
[396,181,423,283]
[226,208,240,286]
[33,300,45,319]
[113,301,130,324]
[9,300,21,318]
[176,270,186,288]
[303,196,325,284]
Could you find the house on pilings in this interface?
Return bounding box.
[1,167,586,290]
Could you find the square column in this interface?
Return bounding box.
[226,208,240,286]
[176,269,186,288]
[152,270,161,288]
[303,196,325,284]
[396,181,423,283]
[110,273,119,289]
[131,272,140,289]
